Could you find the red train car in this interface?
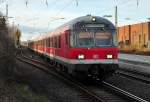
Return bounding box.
[28,15,118,80]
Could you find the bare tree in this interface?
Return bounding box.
[0,12,17,78]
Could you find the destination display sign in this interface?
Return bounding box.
[85,24,105,28]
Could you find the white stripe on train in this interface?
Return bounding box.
[32,48,118,64]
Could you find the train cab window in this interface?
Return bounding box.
[78,32,94,47]
[95,32,112,46]
[70,33,76,47]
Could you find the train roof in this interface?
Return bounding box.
[57,15,115,29]
[30,15,115,41]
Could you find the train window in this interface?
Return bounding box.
[70,34,74,47]
[48,38,50,47]
[78,32,94,47]
[58,36,61,48]
[42,40,44,46]
[70,32,77,47]
[45,39,47,47]
[43,39,45,47]
[46,38,49,47]
[56,36,58,48]
[54,37,57,48]
[65,30,70,45]
[48,38,49,47]
[65,34,68,44]
[41,40,42,46]
[50,37,52,47]
[57,36,59,48]
[53,37,55,47]
[49,38,51,47]
[95,32,111,46]
[52,37,54,47]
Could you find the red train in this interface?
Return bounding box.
[28,15,118,80]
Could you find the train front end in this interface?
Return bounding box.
[67,16,118,80]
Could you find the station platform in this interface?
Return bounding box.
[119,53,150,64]
[118,53,150,76]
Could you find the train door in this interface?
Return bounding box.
[64,30,70,58]
[44,39,47,54]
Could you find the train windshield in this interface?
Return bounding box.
[78,32,94,47]
[95,32,112,46]
[78,31,116,47]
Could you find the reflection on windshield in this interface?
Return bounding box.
[95,32,111,46]
[78,31,112,47]
[78,32,94,46]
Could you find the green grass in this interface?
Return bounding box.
[16,84,50,102]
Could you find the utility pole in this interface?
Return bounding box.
[115,6,118,43]
[115,6,118,29]
[6,4,8,17]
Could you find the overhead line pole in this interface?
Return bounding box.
[6,3,8,17]
[115,6,118,29]
[115,5,118,43]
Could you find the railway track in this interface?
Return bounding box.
[102,81,148,102]
[115,69,150,84]
[17,53,148,102]
[17,55,104,102]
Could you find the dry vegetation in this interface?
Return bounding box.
[0,12,17,78]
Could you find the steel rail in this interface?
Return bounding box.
[116,70,150,84]
[102,81,148,102]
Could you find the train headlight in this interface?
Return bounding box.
[107,54,113,59]
[92,17,96,22]
[78,54,85,59]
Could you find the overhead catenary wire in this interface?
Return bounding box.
[99,0,139,14]
[17,0,142,34]
[25,0,28,7]
[45,0,48,7]
[54,0,74,18]
[75,0,78,6]
[137,0,139,7]
[0,0,5,4]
